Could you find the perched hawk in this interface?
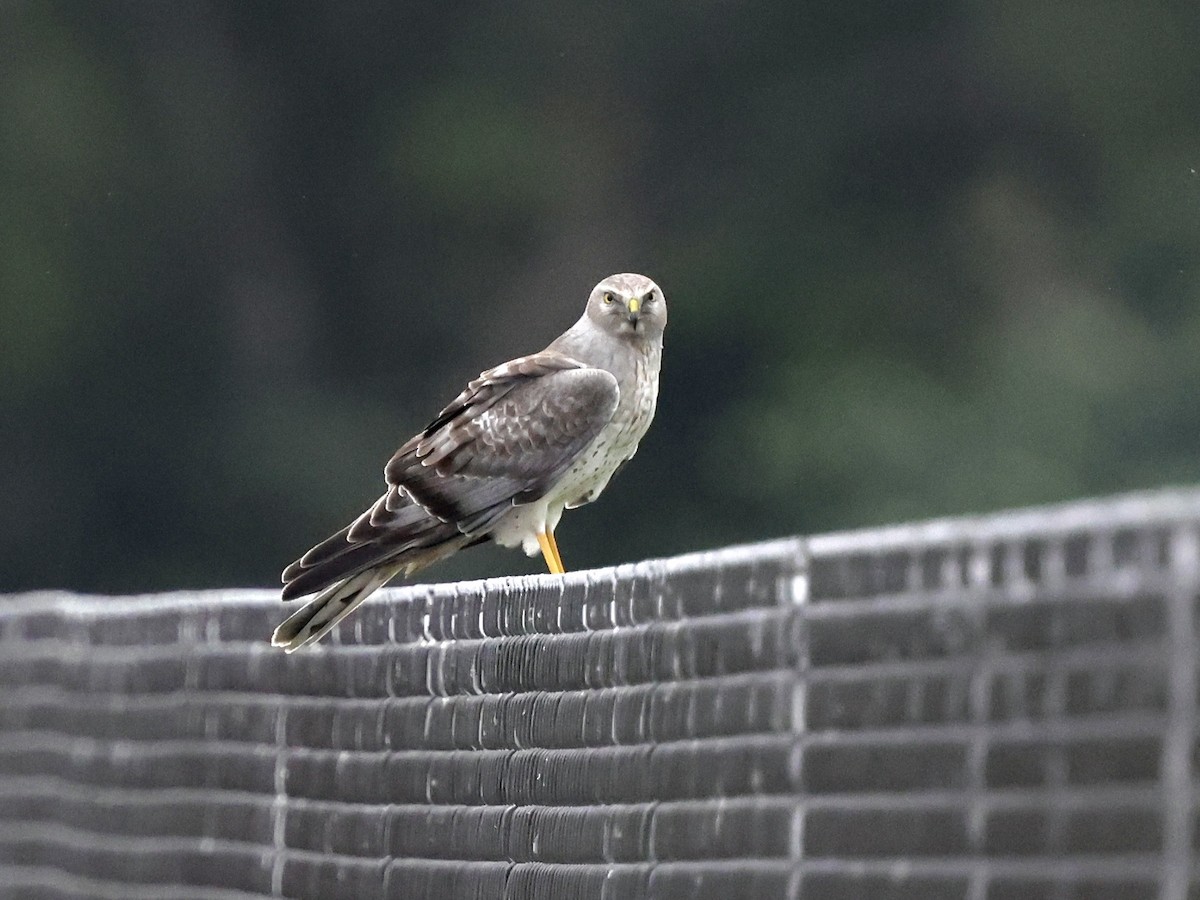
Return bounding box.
[272,273,667,651]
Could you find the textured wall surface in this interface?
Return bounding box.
[1,489,1198,899]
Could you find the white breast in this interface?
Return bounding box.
[555,358,659,509]
[488,354,660,557]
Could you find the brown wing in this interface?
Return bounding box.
[281,351,618,599]
[385,351,619,532]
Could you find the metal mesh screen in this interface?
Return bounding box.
[1,489,1198,899]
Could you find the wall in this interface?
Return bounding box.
[2,489,1198,899]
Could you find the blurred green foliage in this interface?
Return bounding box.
[2,1,1197,592]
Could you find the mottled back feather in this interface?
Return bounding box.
[281,352,619,601]
[385,354,619,524]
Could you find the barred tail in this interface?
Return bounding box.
[270,567,398,653]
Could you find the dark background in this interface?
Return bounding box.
[3,2,1197,594]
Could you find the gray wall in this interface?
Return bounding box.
[2,489,1199,898]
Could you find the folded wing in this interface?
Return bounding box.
[281,352,619,600]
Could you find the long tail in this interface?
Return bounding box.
[271,566,399,653]
[276,489,491,651]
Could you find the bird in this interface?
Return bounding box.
[272,273,667,651]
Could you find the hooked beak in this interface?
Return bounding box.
[626,296,640,326]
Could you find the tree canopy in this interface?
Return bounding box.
[2,2,1198,592]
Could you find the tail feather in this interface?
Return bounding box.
[281,516,465,601]
[271,568,397,653]
[273,532,479,651]
[281,538,400,600]
[281,497,443,593]
[275,482,503,649]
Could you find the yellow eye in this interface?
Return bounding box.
[603,292,615,304]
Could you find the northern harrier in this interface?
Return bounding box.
[273,273,666,651]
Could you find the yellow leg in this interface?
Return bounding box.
[536,531,566,574]
[549,533,565,573]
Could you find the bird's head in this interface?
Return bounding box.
[585,273,667,343]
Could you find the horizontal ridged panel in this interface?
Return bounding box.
[3,493,1200,897]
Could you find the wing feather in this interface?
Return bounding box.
[386,353,619,525]
[281,350,618,601]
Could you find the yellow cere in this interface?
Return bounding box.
[628,297,640,314]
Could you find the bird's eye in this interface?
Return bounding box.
[643,291,655,304]
[602,292,615,304]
